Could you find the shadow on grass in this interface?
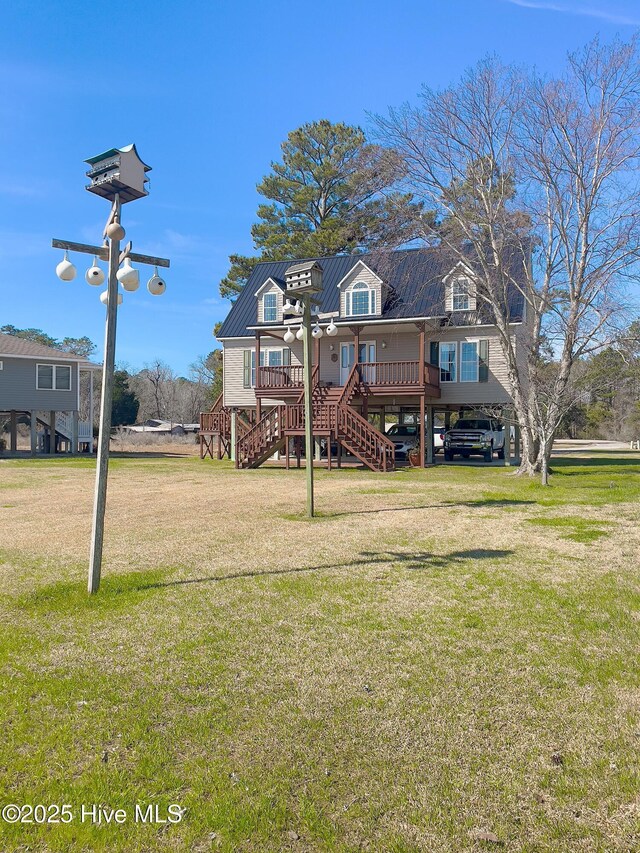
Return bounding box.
[123,548,515,591]
[11,548,515,609]
[446,498,537,508]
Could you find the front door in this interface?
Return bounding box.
[340,341,376,384]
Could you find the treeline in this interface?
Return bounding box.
[560,323,640,441]
[114,353,222,426]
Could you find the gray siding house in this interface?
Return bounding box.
[0,333,100,454]
[202,248,529,470]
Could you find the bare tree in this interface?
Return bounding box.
[375,36,640,482]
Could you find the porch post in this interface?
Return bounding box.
[417,323,425,385]
[30,411,37,455]
[50,411,56,454]
[352,327,360,363]
[314,335,320,369]
[380,405,386,433]
[89,370,95,453]
[72,411,79,454]
[9,410,17,452]
[255,333,262,422]
[231,408,237,465]
[419,394,425,468]
[425,404,434,465]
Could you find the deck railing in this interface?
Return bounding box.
[359,360,418,385]
[257,365,304,388]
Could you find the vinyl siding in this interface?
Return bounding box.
[222,337,302,408]
[223,325,519,408]
[339,264,383,318]
[256,281,285,324]
[0,356,80,411]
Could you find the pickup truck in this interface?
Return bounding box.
[443,418,506,462]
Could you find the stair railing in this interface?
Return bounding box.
[235,405,284,468]
[336,404,395,472]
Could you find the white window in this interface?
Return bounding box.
[36,364,72,390]
[452,277,470,311]
[460,341,479,382]
[439,342,457,382]
[263,292,278,323]
[346,282,376,316]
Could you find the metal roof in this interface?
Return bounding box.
[217,248,526,338]
[0,333,100,367]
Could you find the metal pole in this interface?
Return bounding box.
[302,295,314,518]
[88,196,121,594]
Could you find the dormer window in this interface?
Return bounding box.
[263,292,277,323]
[346,282,376,316]
[452,277,470,311]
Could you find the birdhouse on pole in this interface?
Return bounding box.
[85,144,151,203]
[285,260,323,294]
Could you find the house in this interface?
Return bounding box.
[201,248,528,471]
[0,333,100,454]
[121,420,200,436]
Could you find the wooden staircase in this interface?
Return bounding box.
[235,365,395,472]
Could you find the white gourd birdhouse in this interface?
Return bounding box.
[85,144,151,203]
[285,260,323,295]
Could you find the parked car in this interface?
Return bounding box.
[443,418,506,462]
[385,424,445,460]
[385,424,418,460]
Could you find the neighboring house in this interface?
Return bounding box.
[121,420,200,436]
[0,332,100,454]
[201,248,528,471]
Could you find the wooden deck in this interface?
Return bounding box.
[255,361,441,399]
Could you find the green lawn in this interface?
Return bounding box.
[0,452,639,851]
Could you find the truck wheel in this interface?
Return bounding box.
[462,453,470,459]
[483,446,492,463]
[497,447,505,460]
[444,450,453,461]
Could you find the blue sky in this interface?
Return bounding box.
[1,0,638,374]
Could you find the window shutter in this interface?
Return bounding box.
[479,339,489,382]
[283,348,291,365]
[429,341,439,366]
[243,350,251,388]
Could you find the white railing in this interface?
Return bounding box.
[54,412,92,442]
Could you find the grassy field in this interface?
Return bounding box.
[0,451,639,852]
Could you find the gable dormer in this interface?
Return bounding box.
[254,277,285,324]
[443,262,477,313]
[336,260,384,318]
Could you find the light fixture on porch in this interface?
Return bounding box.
[284,326,296,344]
[56,251,77,281]
[312,322,323,339]
[381,340,387,349]
[326,318,338,336]
[85,256,105,286]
